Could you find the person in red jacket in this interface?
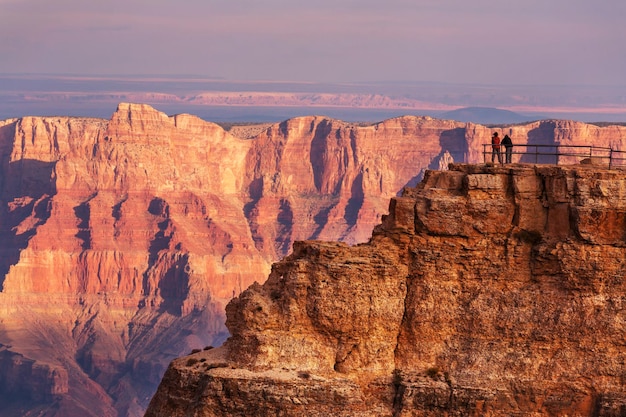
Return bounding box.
[491,132,502,164]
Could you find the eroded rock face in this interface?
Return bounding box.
[0,105,469,416]
[146,164,626,417]
[0,107,250,417]
[2,104,626,416]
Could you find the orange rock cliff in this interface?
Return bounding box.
[1,103,626,416]
[146,163,626,417]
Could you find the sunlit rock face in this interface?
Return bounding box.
[146,164,626,417]
[1,103,626,416]
[0,105,468,416]
[0,106,253,417]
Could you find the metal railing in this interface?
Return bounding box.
[482,144,626,169]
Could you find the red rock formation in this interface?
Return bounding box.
[145,164,626,417]
[243,116,467,249]
[0,106,264,416]
[1,104,626,416]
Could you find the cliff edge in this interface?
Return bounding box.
[146,163,626,416]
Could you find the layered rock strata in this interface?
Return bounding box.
[0,105,467,416]
[1,104,626,416]
[146,164,626,416]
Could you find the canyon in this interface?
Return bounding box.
[1,103,626,416]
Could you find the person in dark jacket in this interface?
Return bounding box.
[502,134,513,163]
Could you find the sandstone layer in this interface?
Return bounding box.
[147,164,626,417]
[1,104,626,416]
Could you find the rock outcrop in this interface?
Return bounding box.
[146,164,626,417]
[1,104,626,416]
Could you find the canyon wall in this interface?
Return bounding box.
[146,163,626,417]
[1,104,626,416]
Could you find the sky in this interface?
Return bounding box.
[1,0,625,86]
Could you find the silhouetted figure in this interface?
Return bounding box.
[491,132,502,164]
[502,134,513,163]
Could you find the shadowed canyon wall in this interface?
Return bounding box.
[1,104,626,416]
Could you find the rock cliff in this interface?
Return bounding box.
[1,104,626,416]
[0,105,467,416]
[146,163,626,417]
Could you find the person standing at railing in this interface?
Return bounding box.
[502,134,513,163]
[491,132,502,164]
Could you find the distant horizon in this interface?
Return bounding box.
[1,73,626,124]
[2,72,626,89]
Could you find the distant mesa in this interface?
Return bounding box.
[439,106,535,124]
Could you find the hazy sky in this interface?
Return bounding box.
[1,0,625,86]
